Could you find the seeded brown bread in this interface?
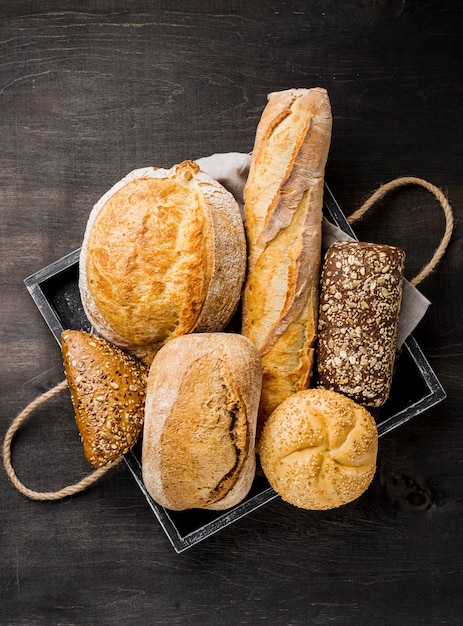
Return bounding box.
[79,160,246,365]
[142,333,262,511]
[317,241,405,407]
[241,87,332,434]
[62,330,148,468]
[259,388,378,510]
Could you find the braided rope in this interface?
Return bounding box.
[348,176,454,286]
[3,378,121,500]
[3,176,454,501]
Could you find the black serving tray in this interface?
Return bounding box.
[24,184,446,552]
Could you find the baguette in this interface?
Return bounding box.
[62,330,148,468]
[241,88,332,432]
[141,333,262,511]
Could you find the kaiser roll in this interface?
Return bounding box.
[259,388,378,510]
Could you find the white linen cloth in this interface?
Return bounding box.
[195,152,430,349]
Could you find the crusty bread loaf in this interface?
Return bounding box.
[317,241,405,407]
[79,160,246,365]
[142,333,262,511]
[241,87,332,433]
[259,389,378,510]
[62,330,148,468]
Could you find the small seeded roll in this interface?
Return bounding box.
[62,330,148,468]
[317,241,405,407]
[259,388,378,510]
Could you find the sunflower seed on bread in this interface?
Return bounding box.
[62,330,148,468]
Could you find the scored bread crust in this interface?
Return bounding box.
[259,388,378,510]
[141,333,262,511]
[79,161,246,364]
[241,87,332,431]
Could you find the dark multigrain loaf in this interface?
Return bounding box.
[316,241,405,407]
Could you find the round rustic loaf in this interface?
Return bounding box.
[142,333,262,511]
[79,160,246,364]
[259,388,378,510]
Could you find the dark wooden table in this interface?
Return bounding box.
[2,2,462,624]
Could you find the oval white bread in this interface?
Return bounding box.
[79,160,246,364]
[141,333,262,511]
[241,87,333,435]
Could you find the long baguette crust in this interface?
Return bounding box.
[242,87,332,431]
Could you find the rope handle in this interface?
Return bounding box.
[347,176,454,286]
[3,176,454,501]
[3,379,121,500]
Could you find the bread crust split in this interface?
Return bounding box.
[241,87,332,433]
[79,161,246,365]
[141,333,262,511]
[62,330,148,468]
[259,388,378,510]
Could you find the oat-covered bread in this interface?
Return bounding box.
[241,87,332,433]
[259,389,378,510]
[79,160,246,364]
[317,241,405,407]
[142,333,262,511]
[62,330,148,468]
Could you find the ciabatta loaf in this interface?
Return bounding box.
[79,161,246,364]
[241,88,332,433]
[142,333,262,511]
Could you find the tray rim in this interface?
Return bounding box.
[322,186,446,436]
[23,183,446,552]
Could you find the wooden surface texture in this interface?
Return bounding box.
[1,1,462,624]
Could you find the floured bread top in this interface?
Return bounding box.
[79,161,246,364]
[159,351,249,510]
[141,333,262,511]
